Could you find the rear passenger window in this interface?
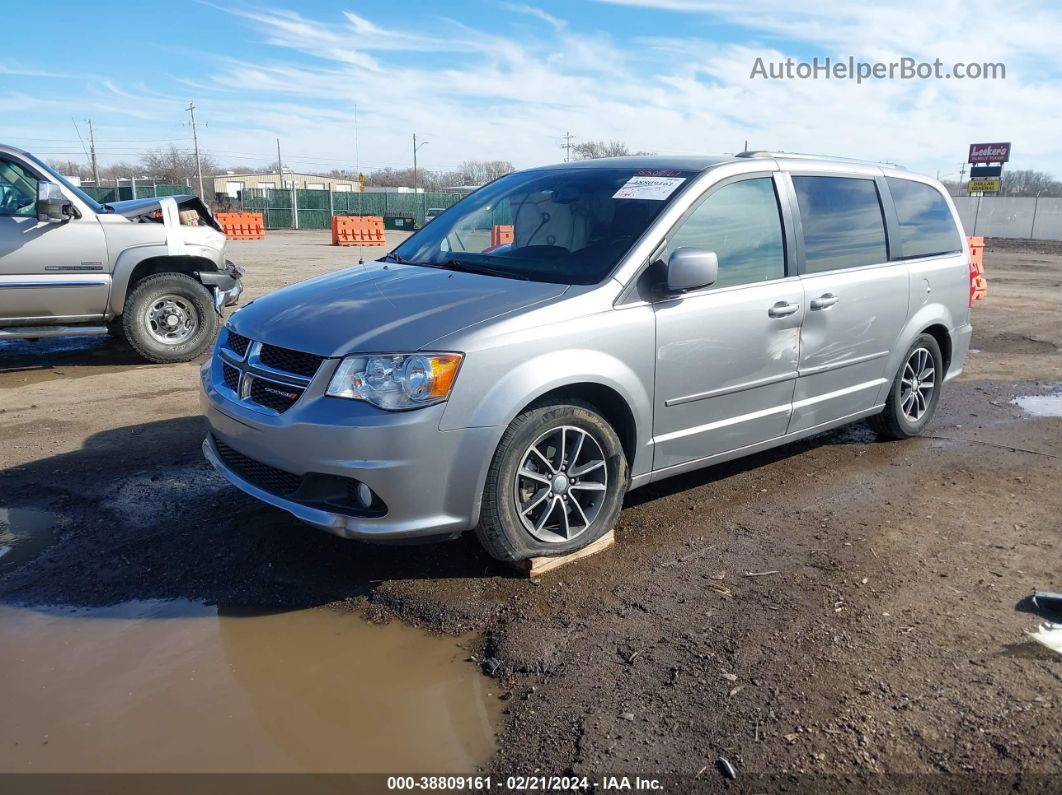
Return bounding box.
[666,177,785,289]
[792,176,888,272]
[887,177,962,258]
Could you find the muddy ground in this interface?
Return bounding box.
[1,233,1060,789]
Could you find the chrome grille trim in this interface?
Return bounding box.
[214,336,323,414]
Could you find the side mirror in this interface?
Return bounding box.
[37,181,72,224]
[666,247,718,292]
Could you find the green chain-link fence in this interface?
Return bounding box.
[82,183,186,203]
[241,188,466,230]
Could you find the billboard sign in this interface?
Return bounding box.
[968,178,1002,193]
[968,142,1011,163]
[970,165,1003,178]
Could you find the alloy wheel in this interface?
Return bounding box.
[513,425,608,544]
[900,347,935,422]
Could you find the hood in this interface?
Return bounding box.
[106,195,222,232]
[228,261,569,357]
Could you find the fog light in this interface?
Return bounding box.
[356,483,373,508]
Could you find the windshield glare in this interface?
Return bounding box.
[394,168,696,284]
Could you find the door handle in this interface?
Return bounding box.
[768,301,800,318]
[810,293,839,310]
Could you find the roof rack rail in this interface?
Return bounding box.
[735,150,906,169]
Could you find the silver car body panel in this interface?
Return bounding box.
[200,153,972,541]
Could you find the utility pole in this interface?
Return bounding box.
[185,102,205,199]
[87,119,101,186]
[561,131,575,162]
[959,162,968,195]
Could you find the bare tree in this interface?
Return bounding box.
[138,144,218,189]
[47,159,90,180]
[1000,169,1062,196]
[457,159,515,185]
[572,140,653,160]
[942,170,1061,197]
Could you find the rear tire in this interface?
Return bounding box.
[474,399,628,562]
[121,273,219,364]
[869,333,943,440]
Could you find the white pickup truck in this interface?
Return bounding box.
[0,144,242,363]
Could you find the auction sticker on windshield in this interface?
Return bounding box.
[612,176,685,200]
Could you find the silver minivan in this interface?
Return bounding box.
[200,153,973,561]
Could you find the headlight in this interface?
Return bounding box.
[326,353,463,410]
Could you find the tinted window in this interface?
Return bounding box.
[887,177,962,258]
[793,176,888,272]
[667,178,785,288]
[0,159,38,218]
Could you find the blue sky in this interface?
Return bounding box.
[4,1,1060,180]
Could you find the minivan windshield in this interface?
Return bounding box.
[391,167,697,284]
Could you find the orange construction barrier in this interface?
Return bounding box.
[215,212,265,240]
[332,215,386,247]
[967,235,987,301]
[490,224,514,247]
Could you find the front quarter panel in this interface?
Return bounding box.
[437,291,656,477]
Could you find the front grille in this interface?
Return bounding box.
[226,331,250,358]
[222,362,241,392]
[249,378,303,413]
[259,343,325,377]
[213,437,302,496]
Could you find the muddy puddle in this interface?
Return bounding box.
[0,600,501,772]
[1014,392,1062,418]
[0,508,59,575]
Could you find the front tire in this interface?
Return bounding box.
[869,333,943,439]
[474,399,628,562]
[121,273,219,364]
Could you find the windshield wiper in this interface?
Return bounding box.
[380,250,408,263]
[429,259,529,281]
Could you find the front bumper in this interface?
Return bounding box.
[199,360,500,541]
[198,261,244,312]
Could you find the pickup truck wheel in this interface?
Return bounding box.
[475,399,628,562]
[121,273,218,364]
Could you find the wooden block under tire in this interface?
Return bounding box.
[508,530,615,577]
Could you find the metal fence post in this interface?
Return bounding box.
[972,196,982,236]
[291,184,299,230]
[130,176,137,200]
[1030,194,1040,239]
[328,185,334,220]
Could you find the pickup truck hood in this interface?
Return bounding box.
[105,195,222,232]
[228,261,568,357]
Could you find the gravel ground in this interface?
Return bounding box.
[1,232,1060,788]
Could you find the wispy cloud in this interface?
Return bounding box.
[500,2,568,31]
[6,2,1061,179]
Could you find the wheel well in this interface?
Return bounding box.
[523,383,638,466]
[126,255,217,295]
[922,323,952,373]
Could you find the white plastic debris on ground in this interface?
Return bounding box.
[1026,622,1062,656]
